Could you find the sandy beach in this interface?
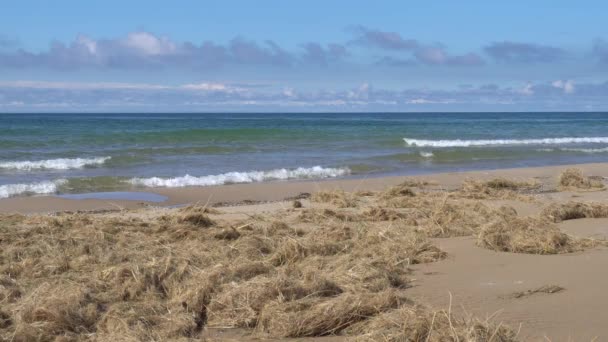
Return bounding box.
[1,162,608,341]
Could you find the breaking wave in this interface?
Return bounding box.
[0,179,67,198]
[0,157,111,171]
[128,166,350,188]
[561,147,608,153]
[403,137,608,148]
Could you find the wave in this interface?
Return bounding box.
[0,179,66,198]
[128,166,350,188]
[561,147,608,153]
[419,151,434,158]
[0,157,111,171]
[403,137,608,148]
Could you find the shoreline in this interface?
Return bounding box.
[1,161,607,214]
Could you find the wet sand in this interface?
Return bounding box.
[1,162,607,214]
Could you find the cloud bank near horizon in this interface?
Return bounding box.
[1,26,608,111]
[1,79,607,111]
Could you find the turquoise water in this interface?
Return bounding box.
[1,112,608,197]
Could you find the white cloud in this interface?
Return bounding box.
[76,35,98,55]
[552,79,575,94]
[181,82,238,92]
[519,83,534,95]
[282,87,296,97]
[0,80,169,90]
[123,32,176,55]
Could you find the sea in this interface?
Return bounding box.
[1,112,608,199]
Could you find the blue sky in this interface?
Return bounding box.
[1,0,608,111]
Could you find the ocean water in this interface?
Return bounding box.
[1,112,608,198]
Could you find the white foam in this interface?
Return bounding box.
[0,179,67,198]
[404,137,608,148]
[561,147,608,153]
[128,166,350,188]
[419,151,434,158]
[0,157,111,171]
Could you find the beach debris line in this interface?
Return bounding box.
[509,285,566,299]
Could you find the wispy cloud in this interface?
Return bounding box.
[350,26,419,50]
[351,26,484,67]
[484,41,565,63]
[0,35,18,49]
[593,39,608,64]
[1,79,606,111]
[300,42,348,66]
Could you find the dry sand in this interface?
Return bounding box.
[1,162,608,341]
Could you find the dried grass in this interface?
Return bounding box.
[541,201,608,222]
[359,207,410,222]
[380,183,417,199]
[558,168,605,191]
[348,304,518,342]
[0,195,452,340]
[477,216,596,254]
[311,190,358,208]
[177,204,216,227]
[510,285,565,299]
[459,178,540,200]
[256,290,406,337]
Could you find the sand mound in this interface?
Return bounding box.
[541,201,608,222]
[558,168,605,191]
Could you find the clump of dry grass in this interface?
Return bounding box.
[459,177,540,200]
[11,282,102,340]
[208,273,342,329]
[477,216,595,254]
[311,189,358,208]
[177,204,216,227]
[406,195,515,238]
[558,168,605,191]
[298,208,355,223]
[354,190,377,197]
[359,207,410,222]
[348,304,518,342]
[256,290,406,337]
[380,183,416,199]
[541,201,608,222]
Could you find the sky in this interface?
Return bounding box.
[1,0,608,112]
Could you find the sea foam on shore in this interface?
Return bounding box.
[128,166,350,188]
[404,137,608,147]
[0,179,67,198]
[0,156,111,171]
